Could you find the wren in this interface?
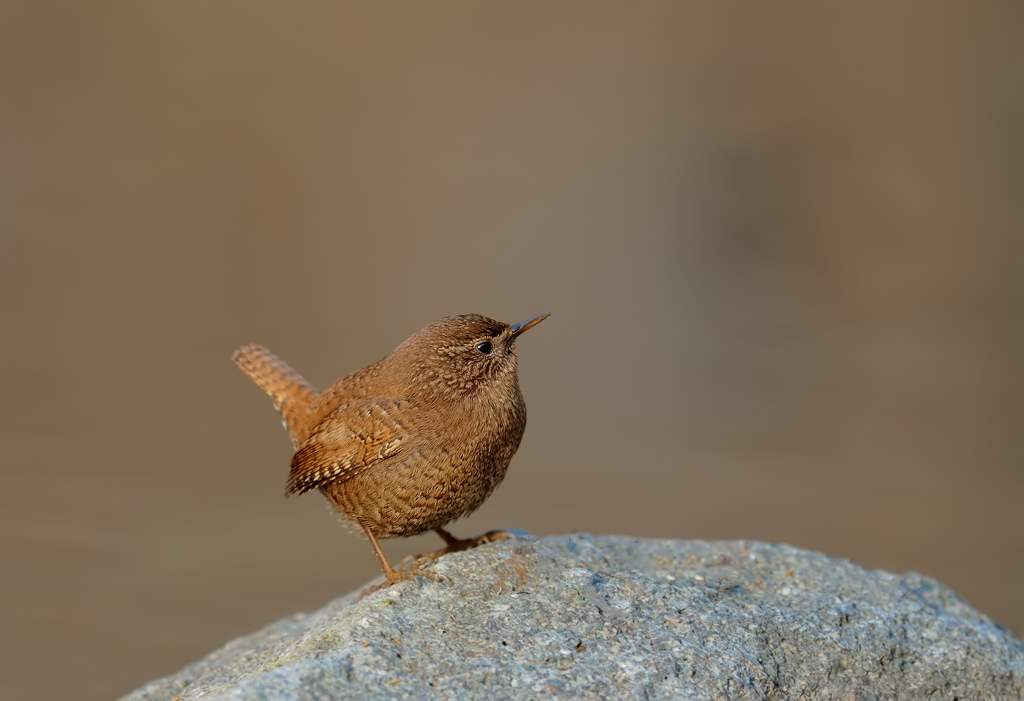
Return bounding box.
[232,313,548,595]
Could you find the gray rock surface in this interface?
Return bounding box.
[123,535,1024,700]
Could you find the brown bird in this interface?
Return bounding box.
[232,313,548,595]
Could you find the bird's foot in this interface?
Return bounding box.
[359,563,451,599]
[399,529,518,571]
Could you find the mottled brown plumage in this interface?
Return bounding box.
[232,313,548,595]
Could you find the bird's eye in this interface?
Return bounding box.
[476,341,493,355]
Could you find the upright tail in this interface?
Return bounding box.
[232,344,318,448]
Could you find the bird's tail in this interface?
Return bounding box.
[232,344,318,448]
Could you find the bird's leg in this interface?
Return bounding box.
[399,527,517,570]
[359,524,450,599]
[436,527,518,551]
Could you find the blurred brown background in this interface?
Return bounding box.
[2,2,1022,699]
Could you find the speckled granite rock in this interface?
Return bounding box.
[123,535,1024,700]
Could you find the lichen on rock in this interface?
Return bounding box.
[123,534,1024,700]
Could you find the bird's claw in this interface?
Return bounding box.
[359,562,450,599]
[402,529,518,571]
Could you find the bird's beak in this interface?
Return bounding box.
[509,313,550,340]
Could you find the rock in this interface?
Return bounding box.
[123,535,1024,700]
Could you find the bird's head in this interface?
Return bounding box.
[394,313,549,401]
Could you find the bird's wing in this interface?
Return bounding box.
[286,398,414,495]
